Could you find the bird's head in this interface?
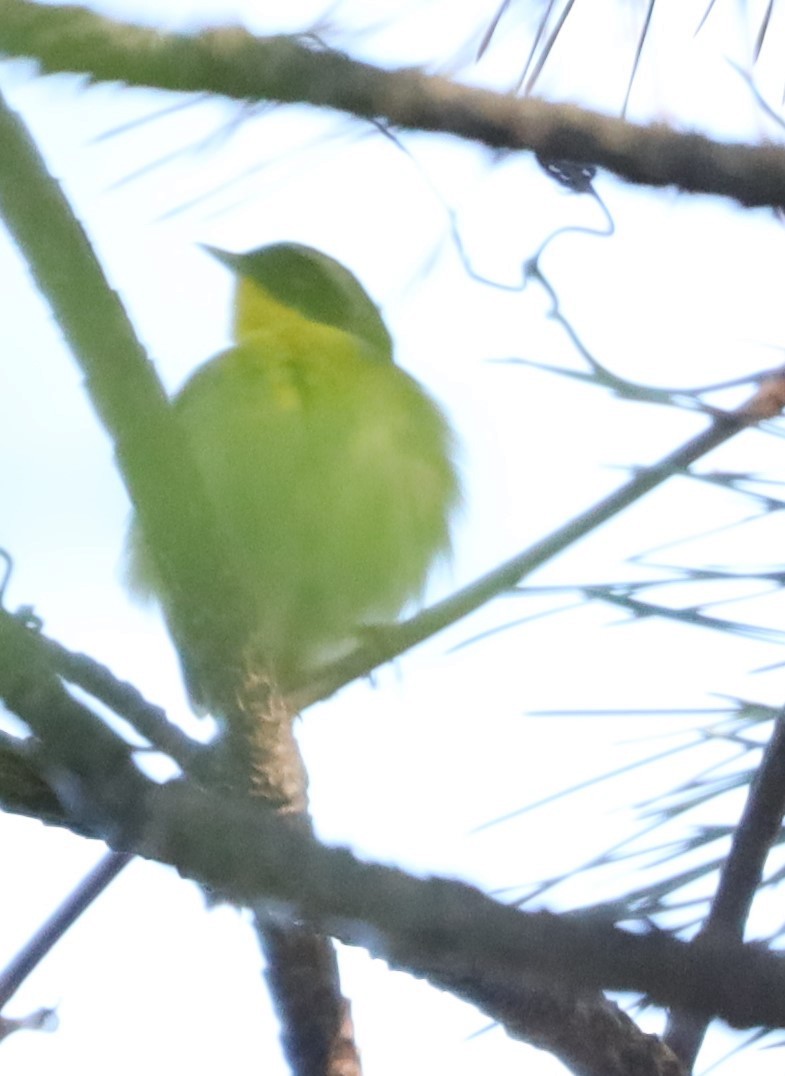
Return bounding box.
[203,242,393,360]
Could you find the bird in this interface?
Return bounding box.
[123,242,460,1076]
[124,239,462,1076]
[125,241,460,701]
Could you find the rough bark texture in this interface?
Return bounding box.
[224,654,363,1076]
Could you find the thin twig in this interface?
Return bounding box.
[296,367,785,710]
[0,852,132,1009]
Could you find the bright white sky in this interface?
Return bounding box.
[3,2,785,1074]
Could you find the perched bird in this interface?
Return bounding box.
[125,241,459,1076]
[125,242,460,697]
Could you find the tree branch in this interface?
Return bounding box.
[296,369,785,710]
[2,605,785,1043]
[0,850,132,1010]
[0,81,359,1072]
[0,83,249,707]
[665,709,785,1069]
[0,730,65,825]
[0,0,783,208]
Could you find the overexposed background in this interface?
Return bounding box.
[3,2,785,1073]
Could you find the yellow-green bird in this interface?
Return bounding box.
[126,242,460,695]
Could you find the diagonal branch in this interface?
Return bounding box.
[0,85,248,703]
[36,632,203,769]
[0,0,784,208]
[0,729,67,825]
[665,709,785,1069]
[0,80,354,1076]
[0,605,776,1070]
[2,603,785,1038]
[298,370,785,710]
[0,851,132,1010]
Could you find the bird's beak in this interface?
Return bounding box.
[200,244,243,272]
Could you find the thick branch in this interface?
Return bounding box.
[0,86,249,707]
[0,615,680,1076]
[0,731,64,825]
[0,0,783,208]
[2,607,785,1039]
[70,772,785,1036]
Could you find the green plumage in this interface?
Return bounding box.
[126,243,459,693]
